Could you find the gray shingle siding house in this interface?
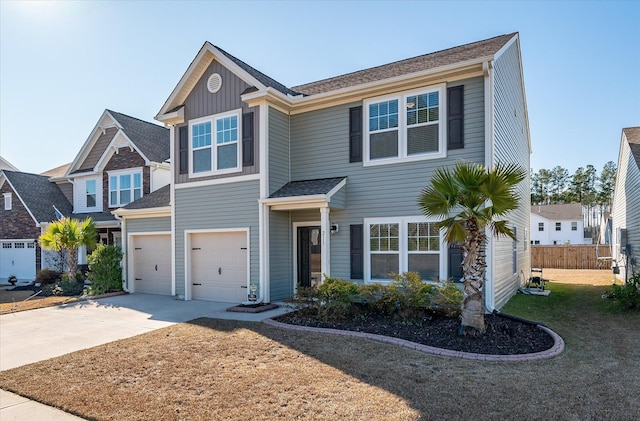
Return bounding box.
[612,127,640,282]
[135,32,531,309]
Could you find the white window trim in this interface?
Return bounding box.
[188,109,243,177]
[3,193,11,211]
[363,84,446,166]
[85,179,98,210]
[108,167,143,208]
[364,216,446,283]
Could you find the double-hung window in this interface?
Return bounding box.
[190,110,241,176]
[85,180,97,208]
[555,222,561,231]
[109,170,142,207]
[571,222,577,231]
[366,217,443,282]
[364,84,445,165]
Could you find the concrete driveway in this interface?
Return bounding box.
[1,293,288,371]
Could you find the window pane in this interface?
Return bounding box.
[133,173,141,188]
[217,144,237,170]
[370,131,399,159]
[120,175,131,189]
[134,188,142,201]
[370,224,379,237]
[110,191,117,205]
[408,223,418,236]
[407,124,439,155]
[87,195,96,207]
[193,149,212,173]
[86,180,96,194]
[408,254,439,280]
[369,100,398,133]
[120,189,131,205]
[371,254,399,279]
[109,176,117,189]
[370,238,379,251]
[192,122,211,148]
[408,238,417,251]
[216,116,238,145]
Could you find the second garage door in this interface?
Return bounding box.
[132,234,172,295]
[0,241,36,281]
[190,231,248,302]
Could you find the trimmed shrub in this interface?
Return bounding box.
[86,244,123,295]
[36,269,62,285]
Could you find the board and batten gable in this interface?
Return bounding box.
[490,38,531,309]
[173,59,260,185]
[173,180,260,298]
[286,76,486,281]
[612,130,640,281]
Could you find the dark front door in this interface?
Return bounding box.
[448,244,463,282]
[297,226,321,287]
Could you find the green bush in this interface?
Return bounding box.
[315,277,360,321]
[41,279,85,296]
[86,244,123,295]
[432,280,464,317]
[36,269,62,285]
[605,273,640,311]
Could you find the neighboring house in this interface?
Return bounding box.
[0,110,170,279]
[0,170,72,280]
[0,156,19,171]
[611,127,640,282]
[530,203,590,245]
[116,32,531,310]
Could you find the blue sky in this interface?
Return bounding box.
[1,1,638,175]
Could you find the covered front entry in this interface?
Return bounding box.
[0,240,36,280]
[189,230,248,303]
[297,226,322,287]
[131,234,172,295]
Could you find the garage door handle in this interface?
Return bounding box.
[218,267,222,275]
[192,283,202,286]
[241,286,248,288]
[155,265,158,271]
[135,278,142,281]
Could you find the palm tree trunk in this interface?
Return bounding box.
[459,221,487,336]
[67,248,78,284]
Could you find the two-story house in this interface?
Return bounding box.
[530,203,590,246]
[0,110,169,280]
[115,32,531,310]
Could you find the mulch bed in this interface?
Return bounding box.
[275,311,554,355]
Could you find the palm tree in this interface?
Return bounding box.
[418,161,526,336]
[39,217,97,284]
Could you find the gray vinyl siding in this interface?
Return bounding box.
[269,107,290,194]
[491,40,531,309]
[126,217,171,233]
[612,136,640,281]
[173,180,260,297]
[77,127,118,172]
[175,59,260,185]
[286,76,485,281]
[269,211,292,300]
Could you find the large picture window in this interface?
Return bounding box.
[365,217,443,282]
[190,110,241,176]
[109,170,142,207]
[364,85,445,165]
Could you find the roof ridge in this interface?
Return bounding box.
[107,109,167,129]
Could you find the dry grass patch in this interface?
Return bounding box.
[0,290,82,313]
[540,268,617,285]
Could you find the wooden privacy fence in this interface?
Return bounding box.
[531,245,612,270]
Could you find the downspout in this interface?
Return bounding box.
[483,60,496,314]
[113,212,129,292]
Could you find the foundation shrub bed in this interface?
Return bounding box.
[604,272,640,311]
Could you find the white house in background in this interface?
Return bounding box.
[611,127,640,282]
[531,203,590,245]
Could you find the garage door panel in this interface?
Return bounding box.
[190,232,248,303]
[0,241,36,280]
[133,235,171,295]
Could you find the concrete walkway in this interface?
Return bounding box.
[0,293,289,420]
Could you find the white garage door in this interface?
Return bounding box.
[190,231,248,303]
[132,235,172,295]
[0,241,36,280]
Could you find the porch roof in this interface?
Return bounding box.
[261,177,347,210]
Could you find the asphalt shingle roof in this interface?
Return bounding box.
[291,33,516,95]
[623,127,640,169]
[122,184,170,210]
[270,177,346,198]
[2,170,73,223]
[108,110,170,163]
[531,203,583,221]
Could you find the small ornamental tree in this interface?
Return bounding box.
[86,244,123,295]
[418,161,526,336]
[39,217,97,284]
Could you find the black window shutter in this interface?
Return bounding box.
[178,126,188,174]
[242,112,254,167]
[447,85,464,150]
[350,224,364,279]
[349,106,363,163]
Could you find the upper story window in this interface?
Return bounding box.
[364,85,445,166]
[555,222,561,231]
[85,180,97,208]
[3,193,11,211]
[538,222,544,231]
[571,222,577,231]
[190,110,241,176]
[109,170,142,207]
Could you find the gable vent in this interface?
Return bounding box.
[207,73,223,94]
